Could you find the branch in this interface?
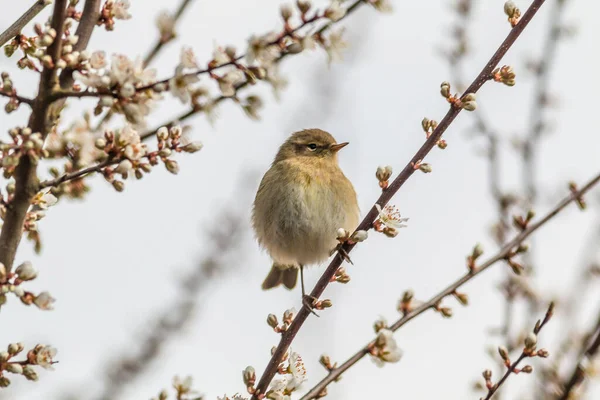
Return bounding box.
[143,0,195,67]
[250,1,548,399]
[557,311,600,400]
[0,0,51,47]
[483,303,553,400]
[38,158,117,189]
[522,0,568,204]
[0,90,34,106]
[51,0,363,102]
[0,0,68,272]
[138,0,365,143]
[59,0,102,89]
[301,172,600,400]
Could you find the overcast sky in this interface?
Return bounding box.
[0,0,599,399]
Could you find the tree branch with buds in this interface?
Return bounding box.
[481,303,553,400]
[249,1,547,399]
[302,172,600,399]
[0,0,52,47]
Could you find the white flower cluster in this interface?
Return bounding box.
[370,329,402,367]
[0,261,55,311]
[73,52,158,124]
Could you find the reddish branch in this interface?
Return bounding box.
[301,172,600,399]
[250,1,548,399]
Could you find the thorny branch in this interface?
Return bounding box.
[302,172,600,399]
[250,1,548,398]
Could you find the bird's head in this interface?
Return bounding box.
[274,129,349,163]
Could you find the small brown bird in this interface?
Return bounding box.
[252,129,359,299]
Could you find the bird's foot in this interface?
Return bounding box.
[302,295,320,317]
[331,243,354,265]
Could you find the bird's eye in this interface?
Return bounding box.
[307,143,318,151]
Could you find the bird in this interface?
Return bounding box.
[252,128,359,305]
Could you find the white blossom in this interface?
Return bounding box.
[375,204,409,230]
[180,47,198,69]
[169,66,199,103]
[112,0,131,20]
[33,292,56,310]
[287,352,307,390]
[156,11,175,40]
[325,1,346,21]
[90,51,107,69]
[35,346,57,370]
[326,28,348,65]
[371,328,402,367]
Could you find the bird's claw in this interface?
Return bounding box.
[303,295,320,317]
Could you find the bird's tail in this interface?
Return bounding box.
[262,264,297,290]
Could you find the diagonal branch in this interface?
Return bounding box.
[0,0,68,272]
[302,172,600,399]
[250,1,548,399]
[0,0,52,47]
[143,0,195,67]
[557,311,600,400]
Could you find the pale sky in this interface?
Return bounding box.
[0,1,599,399]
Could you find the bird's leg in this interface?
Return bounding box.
[330,242,354,265]
[300,265,320,317]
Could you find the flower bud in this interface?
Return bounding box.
[5,363,23,374]
[112,180,125,192]
[15,261,37,281]
[0,351,9,361]
[267,313,278,328]
[462,101,477,111]
[351,230,368,242]
[440,81,451,98]
[243,366,256,387]
[521,365,533,373]
[7,342,23,355]
[419,163,432,173]
[181,141,203,153]
[498,346,509,361]
[22,365,38,381]
[115,159,133,174]
[336,228,349,240]
[157,127,169,141]
[0,376,9,387]
[95,137,107,149]
[280,4,293,20]
[165,159,179,175]
[524,332,537,350]
[375,165,392,182]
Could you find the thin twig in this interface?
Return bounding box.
[51,0,363,102]
[0,0,51,47]
[522,0,568,205]
[302,172,599,400]
[0,90,34,105]
[483,304,553,400]
[38,158,116,188]
[557,312,600,400]
[143,0,195,67]
[138,0,365,143]
[251,1,548,398]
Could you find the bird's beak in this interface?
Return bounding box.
[329,142,349,153]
